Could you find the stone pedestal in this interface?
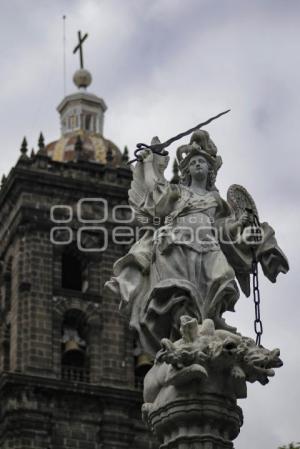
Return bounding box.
[144,390,243,449]
[142,317,282,449]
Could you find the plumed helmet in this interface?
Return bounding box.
[176,129,222,175]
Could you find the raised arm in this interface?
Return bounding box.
[129,147,179,219]
[140,149,159,190]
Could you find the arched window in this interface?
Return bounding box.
[83,113,96,132]
[85,114,92,131]
[61,247,88,292]
[61,309,89,382]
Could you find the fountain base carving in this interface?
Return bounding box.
[142,316,282,449]
[144,392,243,449]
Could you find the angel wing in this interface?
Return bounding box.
[226,184,260,297]
[226,183,289,296]
[227,184,259,221]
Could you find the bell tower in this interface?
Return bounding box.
[0,32,155,449]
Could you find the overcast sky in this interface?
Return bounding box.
[0,1,299,447]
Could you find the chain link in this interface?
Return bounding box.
[251,249,263,345]
[248,213,263,346]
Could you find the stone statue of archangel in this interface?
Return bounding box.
[106,129,289,357]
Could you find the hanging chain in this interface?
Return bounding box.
[246,209,263,346]
[251,247,263,345]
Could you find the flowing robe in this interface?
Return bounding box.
[109,182,288,356]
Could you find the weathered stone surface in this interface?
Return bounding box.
[142,316,282,449]
[0,143,155,448]
[106,130,289,357]
[144,393,242,449]
[106,128,288,448]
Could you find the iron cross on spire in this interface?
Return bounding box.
[73,30,88,69]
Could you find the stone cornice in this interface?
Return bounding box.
[0,160,131,209]
[0,372,143,404]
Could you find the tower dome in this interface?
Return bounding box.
[45,34,122,166]
[45,130,122,165]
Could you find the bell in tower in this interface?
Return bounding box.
[62,325,86,366]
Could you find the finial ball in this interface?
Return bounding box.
[73,68,92,89]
